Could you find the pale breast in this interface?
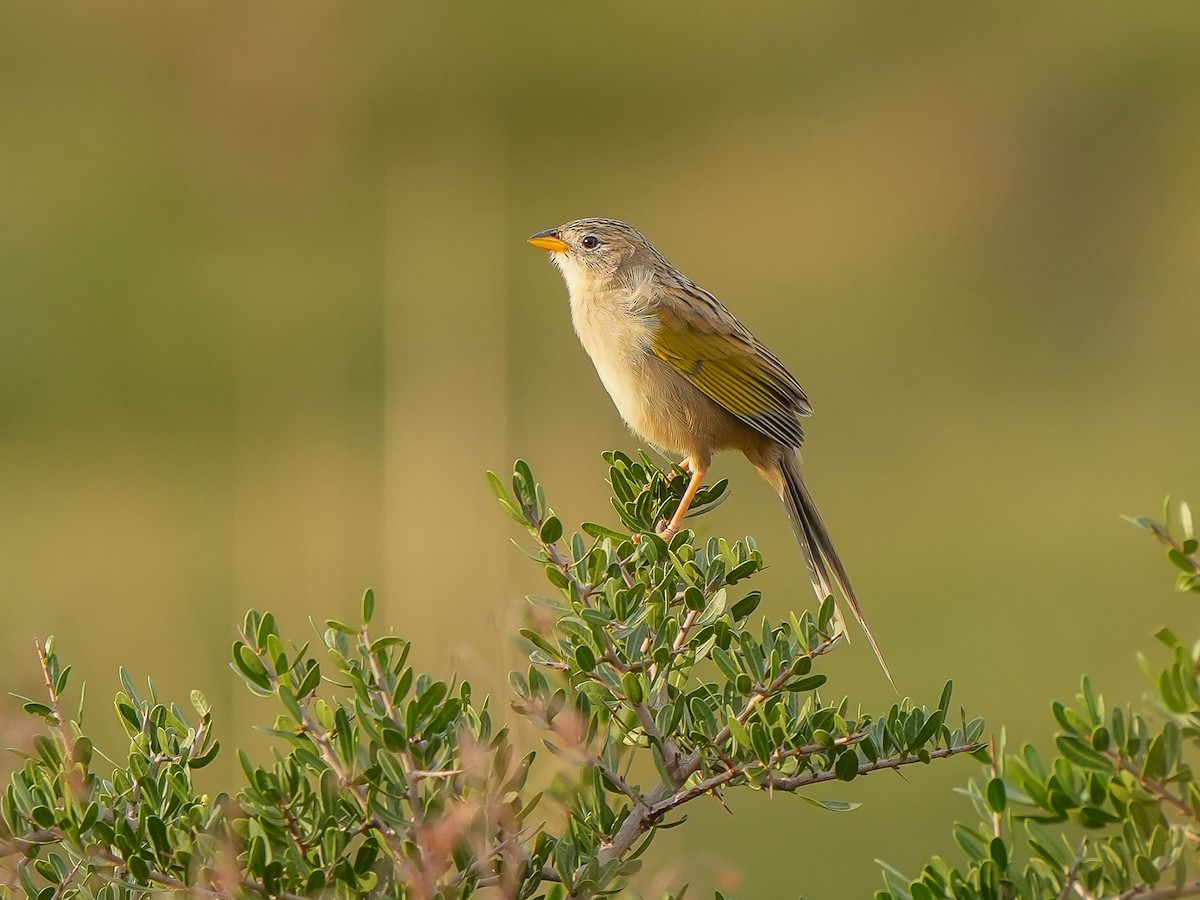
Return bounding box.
[572,300,656,435]
[558,255,732,458]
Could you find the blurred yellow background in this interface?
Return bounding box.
[2,4,1199,896]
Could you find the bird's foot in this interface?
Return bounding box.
[666,459,691,481]
[630,521,678,543]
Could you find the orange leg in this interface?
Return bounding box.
[658,459,709,538]
[666,458,691,481]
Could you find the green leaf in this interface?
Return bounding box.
[725,708,751,751]
[799,795,861,812]
[1025,820,1072,868]
[21,701,55,721]
[361,588,375,625]
[231,642,271,691]
[513,459,540,519]
[817,594,836,631]
[189,739,221,769]
[954,824,988,860]
[296,663,322,698]
[1135,854,1160,886]
[127,855,150,883]
[713,647,741,683]
[696,588,727,627]
[574,645,596,672]
[520,629,561,659]
[255,611,278,649]
[726,560,758,585]
[31,805,55,828]
[621,672,644,705]
[1055,735,1113,772]
[937,680,953,719]
[835,750,860,781]
[986,777,1007,813]
[488,471,528,524]
[582,522,627,541]
[749,722,772,763]
[730,591,762,621]
[278,687,303,722]
[988,836,1008,869]
[540,515,563,545]
[54,664,71,696]
[1168,549,1194,573]
[787,673,827,692]
[1076,805,1119,827]
[1143,732,1170,781]
[910,710,944,751]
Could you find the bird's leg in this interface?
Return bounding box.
[666,458,691,481]
[658,460,708,538]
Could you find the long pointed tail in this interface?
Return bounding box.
[777,453,895,689]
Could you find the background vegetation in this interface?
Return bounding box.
[2,5,1199,896]
[0,459,983,898]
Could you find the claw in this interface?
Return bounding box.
[667,459,692,481]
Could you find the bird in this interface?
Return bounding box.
[528,217,893,687]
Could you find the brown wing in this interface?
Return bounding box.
[647,281,810,449]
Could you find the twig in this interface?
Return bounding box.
[363,624,399,721]
[0,829,59,859]
[1144,522,1200,577]
[1106,752,1199,822]
[695,635,840,777]
[2,826,306,900]
[1056,850,1084,900]
[35,639,74,764]
[989,735,1003,840]
[650,734,862,816]
[1117,878,1200,899]
[760,744,980,792]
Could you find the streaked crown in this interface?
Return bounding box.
[529,218,668,281]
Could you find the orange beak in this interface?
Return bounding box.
[528,229,569,253]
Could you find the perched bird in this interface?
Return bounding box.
[528,218,892,686]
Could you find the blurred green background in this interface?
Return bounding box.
[3,4,1199,896]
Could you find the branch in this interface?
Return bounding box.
[761,743,980,791]
[539,534,688,781]
[672,634,841,787]
[1144,521,1200,577]
[1,827,306,900]
[577,741,979,900]
[0,829,58,859]
[35,639,75,766]
[1107,752,1200,823]
[650,734,862,816]
[1117,879,1200,899]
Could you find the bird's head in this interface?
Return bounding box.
[528,218,663,296]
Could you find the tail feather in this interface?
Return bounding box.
[778,454,895,689]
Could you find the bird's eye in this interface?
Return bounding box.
[581,235,600,250]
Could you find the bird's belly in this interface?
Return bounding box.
[587,342,659,438]
[572,298,745,458]
[583,337,725,457]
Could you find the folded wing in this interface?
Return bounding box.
[648,286,811,449]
